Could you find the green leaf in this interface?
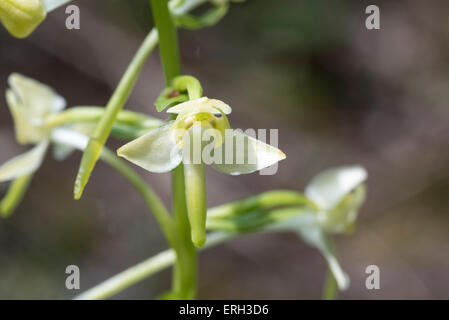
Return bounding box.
[174,3,229,30]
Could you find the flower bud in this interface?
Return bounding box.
[0,0,46,38]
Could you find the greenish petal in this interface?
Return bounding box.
[212,129,286,175]
[305,165,367,211]
[117,124,182,173]
[0,140,49,182]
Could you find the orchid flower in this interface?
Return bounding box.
[273,166,367,290]
[0,73,161,216]
[117,96,286,247]
[0,73,66,215]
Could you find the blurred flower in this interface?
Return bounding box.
[0,73,65,183]
[0,73,83,216]
[276,166,367,290]
[206,166,367,290]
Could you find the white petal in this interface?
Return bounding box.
[212,130,285,175]
[43,0,73,12]
[305,166,367,211]
[7,73,65,144]
[117,124,182,173]
[167,97,232,115]
[0,140,49,182]
[50,127,91,160]
[9,73,66,114]
[298,228,349,290]
[51,127,89,151]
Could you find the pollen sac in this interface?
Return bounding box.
[0,0,47,38]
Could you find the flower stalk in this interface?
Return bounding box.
[150,0,197,299]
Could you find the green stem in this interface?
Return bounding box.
[74,232,231,300]
[46,107,163,129]
[73,189,311,300]
[171,165,197,299]
[151,0,197,299]
[322,236,339,300]
[150,0,181,83]
[73,29,158,200]
[75,249,176,300]
[322,268,338,300]
[47,107,164,140]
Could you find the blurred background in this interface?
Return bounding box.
[1,0,449,299]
